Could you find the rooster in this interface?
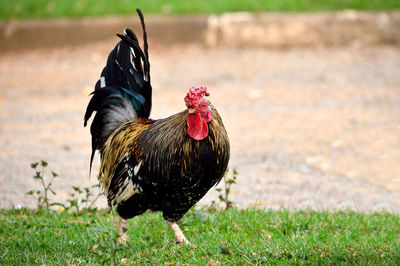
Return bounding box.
[84,9,230,244]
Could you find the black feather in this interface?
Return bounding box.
[84,9,152,176]
[108,109,230,222]
[136,9,149,60]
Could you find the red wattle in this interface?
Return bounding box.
[187,112,208,140]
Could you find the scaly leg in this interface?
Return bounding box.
[167,221,190,245]
[118,217,129,243]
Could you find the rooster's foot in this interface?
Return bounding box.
[118,217,129,244]
[168,221,191,245]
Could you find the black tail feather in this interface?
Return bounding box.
[137,8,149,73]
[84,9,152,176]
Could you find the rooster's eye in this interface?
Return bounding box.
[202,104,206,108]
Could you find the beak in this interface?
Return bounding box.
[188,108,196,114]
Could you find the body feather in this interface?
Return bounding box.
[99,107,230,221]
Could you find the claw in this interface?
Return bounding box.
[168,221,190,245]
[175,237,190,245]
[118,217,129,244]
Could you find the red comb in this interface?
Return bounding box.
[184,87,209,108]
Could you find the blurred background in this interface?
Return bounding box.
[0,1,399,211]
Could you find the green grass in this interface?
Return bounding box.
[1,207,399,264]
[1,0,400,20]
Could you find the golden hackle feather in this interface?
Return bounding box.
[98,105,229,206]
[135,105,228,182]
[98,118,153,192]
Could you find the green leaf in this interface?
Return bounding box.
[33,171,42,179]
[72,186,82,193]
[233,169,238,175]
[52,171,58,177]
[31,162,39,169]
[41,160,48,167]
[68,199,78,207]
[26,190,34,195]
[50,202,66,208]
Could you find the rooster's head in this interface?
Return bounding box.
[184,87,212,140]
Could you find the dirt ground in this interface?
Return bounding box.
[0,41,399,212]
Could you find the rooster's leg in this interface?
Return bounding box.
[118,217,129,243]
[167,221,190,245]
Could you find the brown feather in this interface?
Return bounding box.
[99,118,153,191]
[98,105,229,220]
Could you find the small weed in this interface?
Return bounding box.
[27,161,103,213]
[26,160,58,209]
[64,184,104,214]
[214,168,238,210]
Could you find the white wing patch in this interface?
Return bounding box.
[113,178,143,206]
[134,160,142,176]
[100,76,106,88]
